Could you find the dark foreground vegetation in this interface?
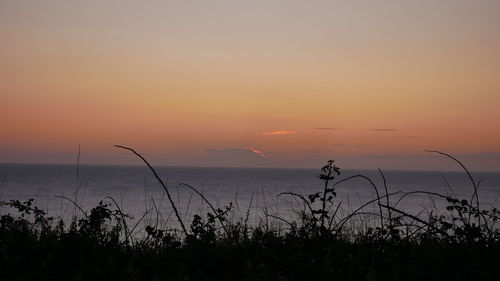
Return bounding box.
[1,148,499,281]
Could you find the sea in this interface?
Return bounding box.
[1,163,499,233]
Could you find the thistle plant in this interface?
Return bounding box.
[304,160,341,233]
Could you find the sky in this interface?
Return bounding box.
[1,0,500,171]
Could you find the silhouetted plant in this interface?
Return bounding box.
[1,150,500,281]
[144,225,181,250]
[0,199,54,234]
[186,203,234,244]
[317,160,341,229]
[278,160,342,236]
[74,201,125,244]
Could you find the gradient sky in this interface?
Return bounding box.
[1,0,500,171]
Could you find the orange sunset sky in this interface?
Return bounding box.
[1,1,500,171]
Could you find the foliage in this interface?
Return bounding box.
[1,152,500,280]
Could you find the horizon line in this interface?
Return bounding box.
[1,161,498,173]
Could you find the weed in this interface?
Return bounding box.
[0,150,499,280]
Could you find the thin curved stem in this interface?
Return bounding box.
[277,192,315,215]
[55,195,87,219]
[334,175,384,227]
[104,196,131,244]
[179,183,229,236]
[425,150,480,227]
[114,145,188,237]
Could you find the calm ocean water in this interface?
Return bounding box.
[1,163,499,231]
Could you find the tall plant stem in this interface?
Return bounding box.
[114,145,188,237]
[425,150,481,228]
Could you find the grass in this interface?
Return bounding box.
[0,148,499,281]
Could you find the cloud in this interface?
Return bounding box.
[260,130,297,135]
[315,127,338,131]
[391,136,419,139]
[370,128,397,132]
[242,147,267,158]
[199,147,268,167]
[204,147,266,159]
